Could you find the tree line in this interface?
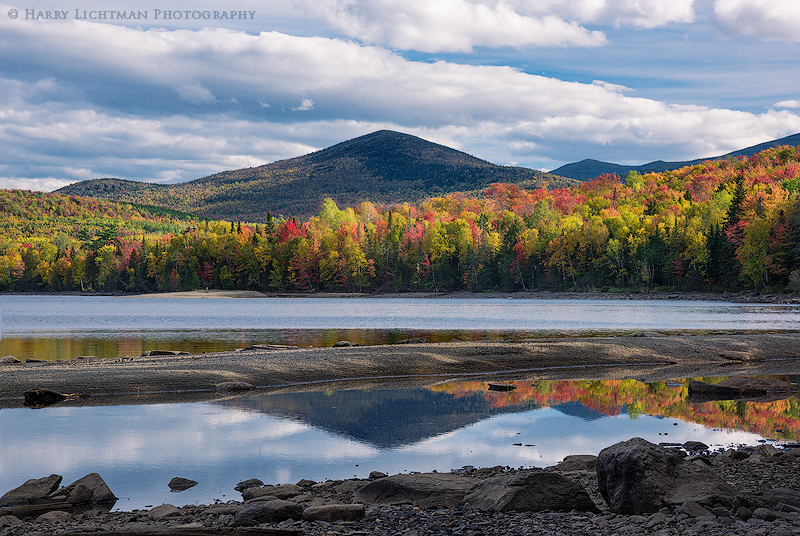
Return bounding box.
[2,144,799,294]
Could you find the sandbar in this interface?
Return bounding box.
[1,333,799,408]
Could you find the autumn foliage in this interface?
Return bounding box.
[2,144,800,293]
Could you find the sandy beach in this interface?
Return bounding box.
[2,333,799,408]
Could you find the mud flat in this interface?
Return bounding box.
[1,333,799,408]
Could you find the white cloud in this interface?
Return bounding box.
[1,18,799,190]
[175,82,217,104]
[295,0,608,52]
[713,0,800,41]
[292,98,315,111]
[774,100,800,109]
[295,0,696,52]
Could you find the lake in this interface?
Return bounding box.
[1,295,799,511]
[1,377,797,511]
[2,295,800,361]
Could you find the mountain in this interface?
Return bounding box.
[551,132,800,181]
[56,130,576,222]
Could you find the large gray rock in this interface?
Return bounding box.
[462,471,599,513]
[596,437,736,514]
[230,499,303,527]
[0,356,21,364]
[354,473,479,509]
[0,475,62,507]
[54,473,117,504]
[302,504,365,522]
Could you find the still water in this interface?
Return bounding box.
[1,378,797,511]
[2,295,800,360]
[1,295,798,511]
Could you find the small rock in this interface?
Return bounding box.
[751,507,777,521]
[230,499,303,527]
[215,381,255,392]
[168,477,198,491]
[396,337,429,344]
[23,389,66,408]
[554,455,597,472]
[302,504,366,522]
[36,510,72,524]
[0,356,21,364]
[0,515,22,527]
[683,441,709,452]
[148,504,183,520]
[757,444,780,458]
[333,341,359,347]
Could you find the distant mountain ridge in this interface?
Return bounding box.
[551,132,800,181]
[57,130,576,222]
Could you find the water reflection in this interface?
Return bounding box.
[1,377,796,511]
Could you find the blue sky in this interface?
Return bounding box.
[1,0,799,191]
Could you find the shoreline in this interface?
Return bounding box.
[2,334,799,409]
[3,289,800,303]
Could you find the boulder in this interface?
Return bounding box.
[148,504,183,520]
[243,483,302,501]
[235,478,264,492]
[66,484,93,504]
[554,455,597,472]
[354,473,479,509]
[168,477,198,491]
[462,471,599,513]
[0,475,62,507]
[302,504,365,522]
[0,356,21,364]
[680,500,711,518]
[54,473,117,504]
[368,472,387,480]
[688,377,796,403]
[596,437,736,514]
[230,499,303,527]
[762,488,800,509]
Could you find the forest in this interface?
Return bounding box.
[2,144,799,294]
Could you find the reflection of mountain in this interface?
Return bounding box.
[552,401,608,421]
[215,388,541,448]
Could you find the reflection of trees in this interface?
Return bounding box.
[427,377,800,441]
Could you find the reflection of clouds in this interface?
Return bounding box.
[0,394,777,510]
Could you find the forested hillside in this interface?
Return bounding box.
[3,144,800,294]
[55,130,576,220]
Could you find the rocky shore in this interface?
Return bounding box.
[2,438,800,536]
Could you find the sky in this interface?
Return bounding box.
[1,0,799,192]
